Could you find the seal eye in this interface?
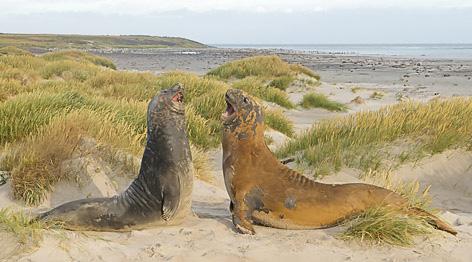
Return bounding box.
[243,97,249,104]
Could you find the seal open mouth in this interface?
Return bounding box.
[171,90,185,112]
[172,91,184,103]
[222,94,236,122]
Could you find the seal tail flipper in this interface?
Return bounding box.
[408,207,457,235]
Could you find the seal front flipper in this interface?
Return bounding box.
[232,193,256,235]
[161,186,179,221]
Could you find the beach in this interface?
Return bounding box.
[1,48,472,261]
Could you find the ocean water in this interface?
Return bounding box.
[215,44,472,59]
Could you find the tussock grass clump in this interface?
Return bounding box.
[0,54,44,71]
[2,109,146,205]
[0,90,148,145]
[289,64,321,80]
[0,208,57,245]
[232,77,294,109]
[351,87,362,93]
[264,109,294,137]
[86,70,160,100]
[341,170,435,246]
[0,46,33,56]
[40,60,100,81]
[340,207,433,246]
[190,145,213,183]
[207,55,318,81]
[300,92,348,112]
[362,170,432,210]
[0,208,62,257]
[185,106,219,149]
[208,55,294,79]
[269,75,295,90]
[42,50,116,69]
[278,98,472,175]
[370,91,384,99]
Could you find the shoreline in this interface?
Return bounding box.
[99,48,472,96]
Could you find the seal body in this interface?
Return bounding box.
[38,84,193,231]
[221,88,456,235]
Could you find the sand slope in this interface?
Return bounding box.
[2,160,471,262]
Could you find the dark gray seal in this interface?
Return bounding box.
[37,83,193,231]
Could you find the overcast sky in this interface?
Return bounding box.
[1,0,471,44]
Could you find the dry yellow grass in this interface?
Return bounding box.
[0,46,34,56]
[264,109,294,137]
[190,145,214,183]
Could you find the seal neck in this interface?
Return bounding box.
[222,122,270,162]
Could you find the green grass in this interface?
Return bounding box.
[207,55,319,82]
[42,50,116,69]
[370,91,385,99]
[278,98,472,176]
[351,87,362,93]
[300,92,348,112]
[340,170,436,246]
[340,207,433,246]
[2,109,148,205]
[264,109,294,137]
[0,208,61,245]
[232,77,295,109]
[0,34,207,49]
[0,46,33,56]
[268,75,295,90]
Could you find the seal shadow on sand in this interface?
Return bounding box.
[192,201,237,232]
[191,200,346,236]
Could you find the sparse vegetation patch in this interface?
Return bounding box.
[278,98,472,176]
[300,92,348,112]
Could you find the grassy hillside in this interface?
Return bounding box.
[0,48,311,205]
[0,33,207,50]
[277,98,472,177]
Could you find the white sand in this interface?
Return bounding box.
[3,154,471,261]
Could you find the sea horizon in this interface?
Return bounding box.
[213,43,472,59]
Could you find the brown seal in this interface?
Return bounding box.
[221,88,457,235]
